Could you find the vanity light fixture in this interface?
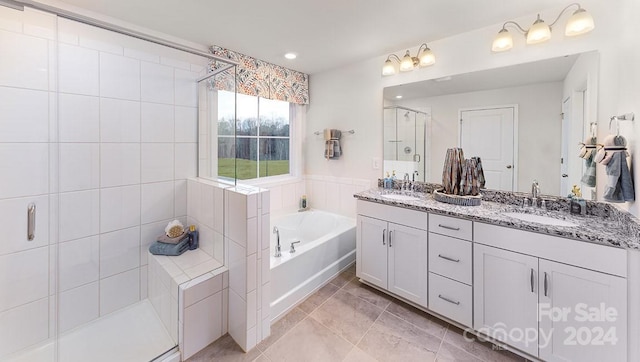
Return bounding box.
[492,3,594,52]
[382,43,435,76]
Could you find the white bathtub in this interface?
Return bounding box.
[269,210,356,321]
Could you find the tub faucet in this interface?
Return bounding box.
[273,226,281,257]
[290,241,300,253]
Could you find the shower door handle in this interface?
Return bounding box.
[27,203,35,241]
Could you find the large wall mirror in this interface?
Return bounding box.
[383,51,599,199]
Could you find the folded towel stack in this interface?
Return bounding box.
[149,233,190,256]
[324,129,342,159]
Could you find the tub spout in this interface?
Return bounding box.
[273,226,281,257]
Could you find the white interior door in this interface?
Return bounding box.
[460,107,515,191]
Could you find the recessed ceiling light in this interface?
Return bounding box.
[395,95,403,99]
[284,53,297,60]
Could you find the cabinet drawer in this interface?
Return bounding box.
[428,273,472,328]
[429,214,472,241]
[357,200,428,230]
[428,233,472,285]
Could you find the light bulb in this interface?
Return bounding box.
[565,8,595,36]
[526,16,551,44]
[419,47,435,66]
[492,28,513,52]
[399,51,414,72]
[382,59,396,76]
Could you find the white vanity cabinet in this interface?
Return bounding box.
[474,223,628,361]
[537,259,627,362]
[356,201,428,307]
[473,244,540,356]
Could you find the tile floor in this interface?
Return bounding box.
[186,264,527,362]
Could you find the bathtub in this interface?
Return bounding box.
[270,210,356,321]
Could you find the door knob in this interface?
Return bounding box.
[506,165,513,169]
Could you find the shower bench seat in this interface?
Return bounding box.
[148,248,228,360]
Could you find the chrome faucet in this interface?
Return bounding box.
[273,226,281,257]
[290,241,300,253]
[531,180,540,206]
[402,173,411,190]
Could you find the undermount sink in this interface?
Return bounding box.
[502,212,578,227]
[380,194,421,201]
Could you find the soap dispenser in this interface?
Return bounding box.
[188,225,199,250]
[569,185,586,215]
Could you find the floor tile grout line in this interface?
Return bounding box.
[433,324,449,360]
[256,308,309,354]
[350,301,386,360]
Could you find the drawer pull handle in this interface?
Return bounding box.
[544,272,549,297]
[438,294,460,305]
[389,230,392,247]
[438,254,460,263]
[530,268,535,293]
[382,229,386,246]
[27,203,36,241]
[438,224,460,231]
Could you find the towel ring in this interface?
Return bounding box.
[609,116,620,136]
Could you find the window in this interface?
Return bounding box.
[217,91,291,180]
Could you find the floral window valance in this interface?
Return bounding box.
[208,45,309,105]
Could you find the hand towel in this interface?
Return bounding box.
[323,128,331,141]
[580,151,596,187]
[603,151,635,202]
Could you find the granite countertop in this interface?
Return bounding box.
[354,188,640,250]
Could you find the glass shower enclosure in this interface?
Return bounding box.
[383,106,428,182]
[0,4,235,362]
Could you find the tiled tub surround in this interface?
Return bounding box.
[363,185,640,249]
[258,175,370,216]
[0,6,204,360]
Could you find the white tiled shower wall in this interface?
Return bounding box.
[260,175,370,217]
[186,178,271,352]
[0,7,205,358]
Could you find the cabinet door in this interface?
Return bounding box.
[539,259,627,362]
[356,216,388,290]
[388,223,428,307]
[474,244,539,356]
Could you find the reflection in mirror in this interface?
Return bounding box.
[383,51,599,199]
[383,106,428,182]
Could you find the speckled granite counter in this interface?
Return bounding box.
[355,188,640,250]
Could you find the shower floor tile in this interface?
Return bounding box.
[6,299,174,362]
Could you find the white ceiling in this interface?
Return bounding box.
[53,0,562,74]
[383,54,580,100]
